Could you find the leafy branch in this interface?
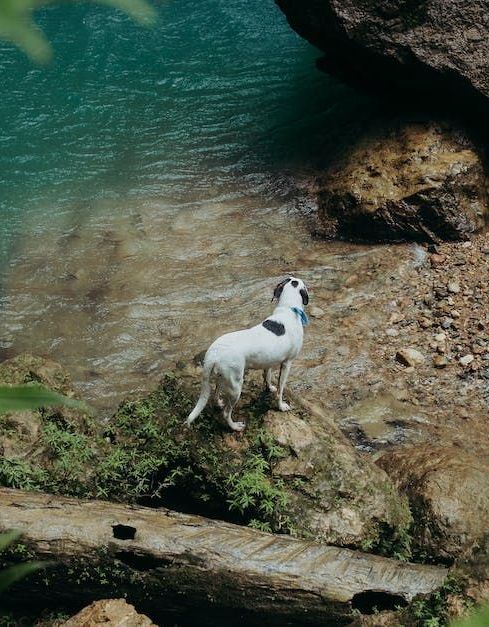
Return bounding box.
[0,0,157,63]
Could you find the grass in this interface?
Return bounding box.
[0,373,293,534]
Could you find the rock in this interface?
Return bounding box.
[448,281,461,294]
[309,305,325,319]
[275,0,489,116]
[62,599,156,627]
[396,348,425,367]
[377,445,489,559]
[259,397,412,548]
[317,121,488,242]
[460,354,475,366]
[441,318,454,329]
[433,355,448,369]
[0,354,94,462]
[0,359,411,553]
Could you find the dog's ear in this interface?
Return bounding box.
[300,287,309,306]
[272,277,291,302]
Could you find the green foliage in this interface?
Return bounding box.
[0,0,157,64]
[0,373,294,534]
[408,574,472,627]
[0,384,87,414]
[0,457,48,490]
[0,531,48,594]
[227,428,290,531]
[452,604,489,627]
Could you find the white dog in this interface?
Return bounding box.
[186,276,309,432]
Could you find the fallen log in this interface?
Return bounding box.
[0,488,447,625]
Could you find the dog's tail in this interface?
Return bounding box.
[186,353,216,427]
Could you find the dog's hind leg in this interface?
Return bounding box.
[186,356,215,427]
[214,379,224,408]
[221,370,245,432]
[277,360,292,411]
[263,368,277,393]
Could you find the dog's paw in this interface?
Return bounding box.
[216,397,224,408]
[278,401,291,412]
[184,418,193,428]
[230,421,246,432]
[267,384,278,393]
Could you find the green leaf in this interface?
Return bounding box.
[0,561,49,593]
[452,605,489,627]
[0,530,21,552]
[0,384,88,414]
[0,0,157,63]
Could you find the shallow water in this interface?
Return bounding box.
[0,0,377,410]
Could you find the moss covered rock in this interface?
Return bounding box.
[378,445,489,561]
[0,356,411,554]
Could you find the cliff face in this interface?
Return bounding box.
[275,0,489,115]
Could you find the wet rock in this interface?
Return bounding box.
[317,122,488,242]
[377,445,489,559]
[275,0,489,115]
[62,599,155,626]
[263,398,412,547]
[396,348,425,367]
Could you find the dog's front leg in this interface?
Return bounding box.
[277,360,292,411]
[263,368,277,393]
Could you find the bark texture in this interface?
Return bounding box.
[0,488,448,625]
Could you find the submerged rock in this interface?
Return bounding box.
[318,121,488,242]
[275,0,489,115]
[62,599,155,626]
[377,445,489,560]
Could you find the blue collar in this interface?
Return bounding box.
[291,307,309,326]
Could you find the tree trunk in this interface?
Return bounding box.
[0,488,447,625]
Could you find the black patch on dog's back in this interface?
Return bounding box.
[262,319,285,336]
[291,280,298,287]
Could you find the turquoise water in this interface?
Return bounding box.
[0,0,372,406]
[0,0,364,258]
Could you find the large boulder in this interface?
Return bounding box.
[318,121,488,242]
[275,0,489,115]
[263,399,411,548]
[377,445,489,560]
[0,355,411,553]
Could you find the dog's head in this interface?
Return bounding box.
[272,276,309,306]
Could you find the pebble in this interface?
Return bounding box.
[448,281,460,293]
[309,306,325,319]
[389,312,405,325]
[441,318,454,329]
[386,328,399,337]
[459,354,474,366]
[430,253,446,267]
[396,348,426,367]
[419,317,432,329]
[433,355,448,368]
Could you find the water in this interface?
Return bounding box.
[0,0,376,410]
